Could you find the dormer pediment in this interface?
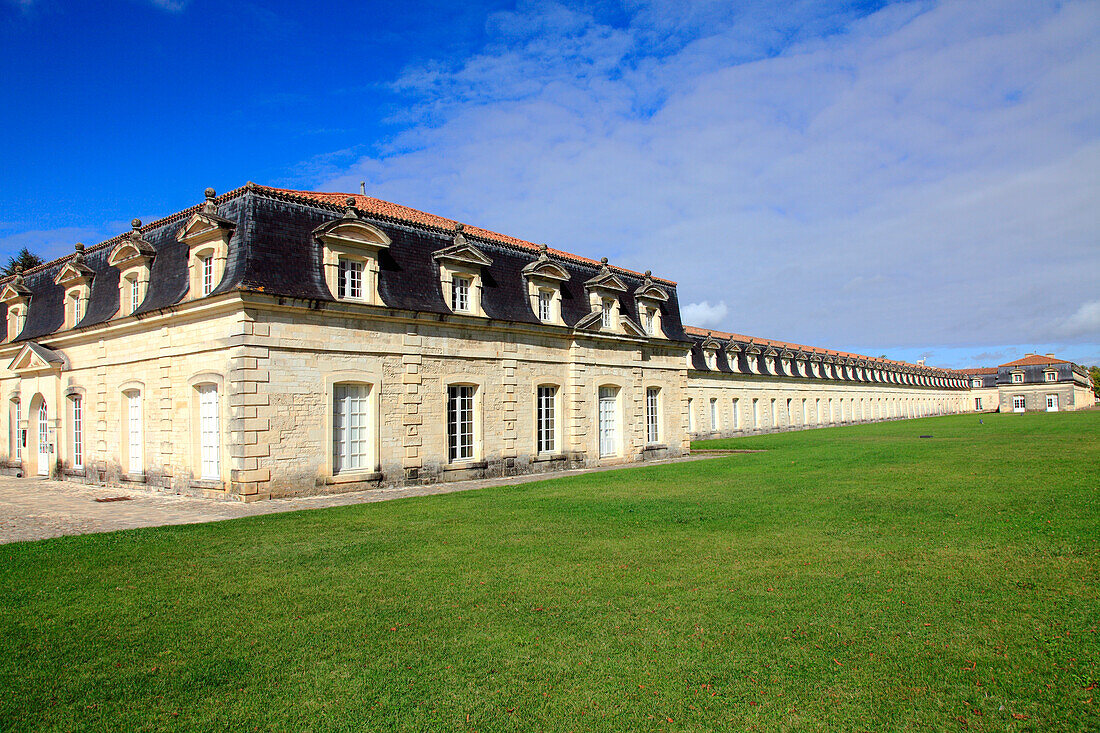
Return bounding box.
[584,259,628,293]
[109,222,155,268]
[0,281,31,304]
[521,246,570,282]
[745,342,762,355]
[633,271,669,303]
[433,238,493,269]
[8,342,66,374]
[809,352,822,362]
[53,260,94,287]
[312,217,390,252]
[780,350,794,359]
[177,212,236,245]
[699,336,722,351]
[763,347,779,357]
[724,341,742,354]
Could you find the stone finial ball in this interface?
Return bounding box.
[75,242,84,252]
[346,197,356,207]
[601,257,609,265]
[205,188,216,198]
[645,270,651,277]
[131,219,142,229]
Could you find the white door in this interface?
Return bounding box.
[598,387,617,457]
[37,402,49,476]
[1013,395,1025,413]
[198,384,220,479]
[1046,394,1058,412]
[127,391,143,475]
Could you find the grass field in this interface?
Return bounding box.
[1,411,1098,731]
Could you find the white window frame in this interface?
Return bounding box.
[125,389,143,476]
[687,398,695,432]
[1012,395,1026,412]
[538,289,553,323]
[1045,393,1058,412]
[451,276,471,313]
[1045,371,1057,383]
[447,384,476,462]
[333,382,371,474]
[598,385,619,457]
[601,299,614,329]
[536,385,557,454]
[709,398,718,431]
[70,394,83,470]
[731,398,739,429]
[646,387,660,445]
[200,254,215,296]
[1012,372,1024,384]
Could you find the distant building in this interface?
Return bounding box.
[986,354,1093,413]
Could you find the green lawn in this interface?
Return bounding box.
[2,412,1098,731]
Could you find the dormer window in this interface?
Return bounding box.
[200,254,215,296]
[579,258,638,335]
[337,257,364,300]
[633,271,669,339]
[54,243,94,330]
[765,357,775,373]
[972,378,981,388]
[1044,370,1057,382]
[452,276,472,312]
[601,299,614,329]
[1012,372,1024,384]
[109,219,155,318]
[68,291,83,325]
[434,223,492,318]
[538,290,553,322]
[6,305,25,340]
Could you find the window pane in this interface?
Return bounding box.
[448,385,474,461]
[71,396,83,469]
[646,388,659,444]
[334,383,371,472]
[537,386,556,453]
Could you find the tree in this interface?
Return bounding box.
[3,247,43,277]
[1090,366,1100,400]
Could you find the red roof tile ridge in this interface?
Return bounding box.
[683,325,956,373]
[998,354,1070,367]
[261,185,677,285]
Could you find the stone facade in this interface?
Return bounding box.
[0,184,1091,501]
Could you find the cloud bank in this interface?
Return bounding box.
[315,0,1099,358]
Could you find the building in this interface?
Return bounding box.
[974,355,1093,413]
[0,184,1089,500]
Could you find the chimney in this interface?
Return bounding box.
[1045,353,1055,358]
[360,181,366,195]
[917,359,925,367]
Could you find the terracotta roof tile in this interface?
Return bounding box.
[998,354,1070,367]
[958,367,998,375]
[264,186,676,285]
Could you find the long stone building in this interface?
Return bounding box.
[0,184,1090,500]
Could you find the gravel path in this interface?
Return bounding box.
[0,453,726,544]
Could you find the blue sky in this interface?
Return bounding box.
[2,0,1098,369]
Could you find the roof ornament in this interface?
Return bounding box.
[203,188,218,214]
[13,265,24,288]
[452,222,466,247]
[343,196,359,219]
[73,242,86,265]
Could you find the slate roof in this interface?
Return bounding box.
[683,325,955,376]
[0,184,688,343]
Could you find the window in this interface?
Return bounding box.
[752,398,759,429]
[705,350,717,370]
[1046,394,1058,412]
[731,398,739,429]
[37,401,48,476]
[10,398,20,459]
[1012,372,1024,384]
[770,398,776,427]
[538,290,553,322]
[200,254,215,296]
[643,309,654,335]
[452,276,471,312]
[66,291,84,328]
[974,397,982,411]
[333,383,370,473]
[129,276,141,313]
[709,398,718,431]
[337,257,364,300]
[801,399,807,425]
[785,398,792,425]
[537,386,557,454]
[70,395,83,469]
[601,299,614,329]
[687,398,695,432]
[196,384,220,479]
[646,387,659,444]
[7,306,25,340]
[447,385,475,462]
[1012,395,1025,412]
[125,389,142,475]
[972,378,981,388]
[1045,371,1057,383]
[598,386,618,457]
[816,398,823,424]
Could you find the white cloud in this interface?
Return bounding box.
[310,0,1099,354]
[680,300,729,329]
[1056,300,1100,339]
